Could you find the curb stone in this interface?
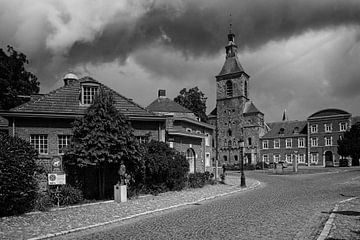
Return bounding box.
[28,180,261,240]
[316,197,358,240]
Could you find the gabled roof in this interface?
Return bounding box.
[147,97,192,113]
[243,101,263,115]
[308,108,351,119]
[7,77,157,118]
[217,56,244,77]
[262,120,307,139]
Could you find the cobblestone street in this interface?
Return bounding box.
[55,168,360,240]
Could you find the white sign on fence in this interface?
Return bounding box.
[48,173,66,185]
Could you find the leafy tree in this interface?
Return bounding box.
[338,123,360,166]
[0,46,39,110]
[174,87,208,122]
[64,88,144,198]
[0,132,38,216]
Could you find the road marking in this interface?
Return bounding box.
[317,197,358,240]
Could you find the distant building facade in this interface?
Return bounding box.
[208,28,266,166]
[260,109,359,167]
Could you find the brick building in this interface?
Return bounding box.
[0,74,166,171]
[208,27,266,166]
[260,120,308,166]
[307,109,352,167]
[260,108,359,167]
[147,90,214,173]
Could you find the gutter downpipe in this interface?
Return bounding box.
[12,118,15,137]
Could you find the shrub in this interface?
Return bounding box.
[188,172,207,188]
[0,133,38,216]
[255,162,269,169]
[339,158,349,167]
[143,141,189,195]
[33,192,53,211]
[49,185,83,206]
[244,164,255,170]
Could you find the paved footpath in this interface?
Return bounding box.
[324,197,360,240]
[0,176,258,240]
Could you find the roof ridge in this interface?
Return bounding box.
[101,83,155,116]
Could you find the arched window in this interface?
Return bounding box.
[244,81,248,98]
[248,137,252,146]
[226,80,233,97]
[228,129,232,137]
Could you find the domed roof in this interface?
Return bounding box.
[63,73,79,80]
[308,108,350,119]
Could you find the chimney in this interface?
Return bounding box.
[158,89,166,98]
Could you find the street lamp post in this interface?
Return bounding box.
[239,137,246,187]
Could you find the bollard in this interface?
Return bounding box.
[114,184,127,203]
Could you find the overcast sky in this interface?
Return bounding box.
[1,0,360,122]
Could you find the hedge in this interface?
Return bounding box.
[0,133,39,216]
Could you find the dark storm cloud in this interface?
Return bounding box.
[1,0,360,94]
[64,0,360,64]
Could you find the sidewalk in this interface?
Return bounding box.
[0,176,259,240]
[323,197,360,240]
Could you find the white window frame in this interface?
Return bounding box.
[339,122,347,132]
[262,140,269,149]
[298,138,305,148]
[324,123,332,133]
[311,124,318,133]
[274,154,280,163]
[298,154,305,163]
[274,139,280,149]
[58,135,72,155]
[186,128,192,133]
[137,136,148,144]
[285,138,292,148]
[30,134,48,155]
[286,154,292,163]
[81,85,98,105]
[325,136,333,146]
[311,137,318,147]
[311,153,319,164]
[263,154,269,163]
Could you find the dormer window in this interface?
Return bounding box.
[293,127,299,134]
[81,84,99,105]
[279,128,285,135]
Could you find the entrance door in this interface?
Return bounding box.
[325,151,333,167]
[186,148,195,173]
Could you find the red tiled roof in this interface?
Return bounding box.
[147,97,193,113]
[9,77,156,118]
[262,120,307,139]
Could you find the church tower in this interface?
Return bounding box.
[215,25,264,166]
